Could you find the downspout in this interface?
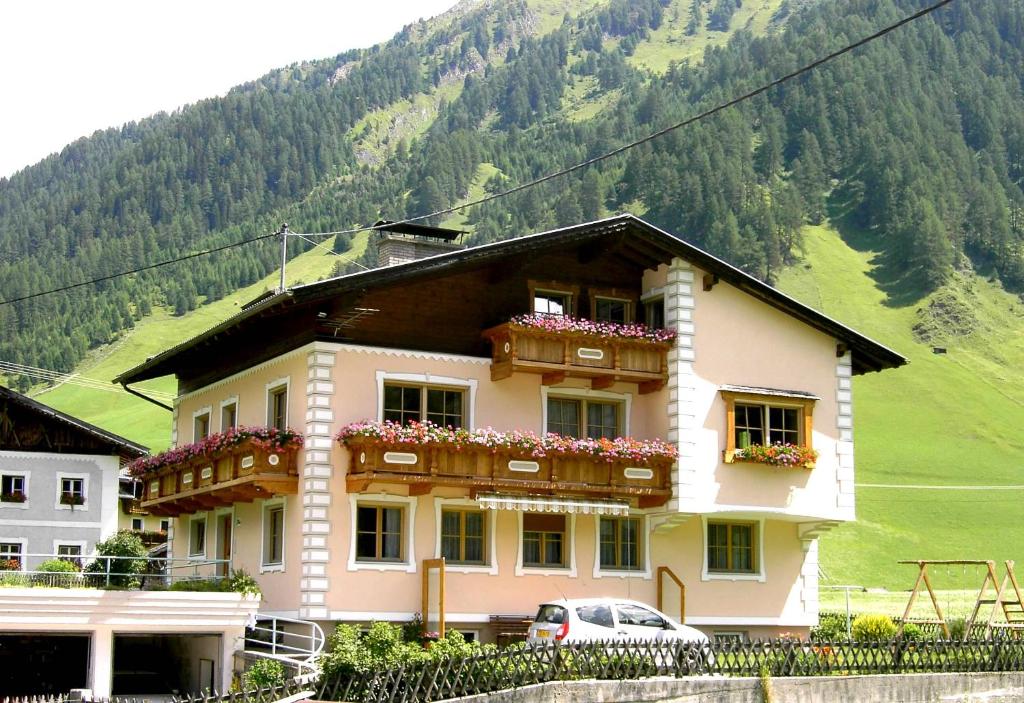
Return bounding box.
[120,383,173,411]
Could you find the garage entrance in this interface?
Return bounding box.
[112,633,221,696]
[0,633,90,695]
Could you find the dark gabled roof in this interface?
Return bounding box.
[0,385,148,457]
[116,214,906,383]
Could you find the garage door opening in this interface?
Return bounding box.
[113,633,221,696]
[0,634,89,696]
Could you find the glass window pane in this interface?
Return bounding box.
[356,533,377,560]
[544,534,563,566]
[464,536,484,563]
[356,507,377,533]
[523,534,540,565]
[382,507,402,533]
[465,512,484,538]
[547,398,580,437]
[441,535,460,561]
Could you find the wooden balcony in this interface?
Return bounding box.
[344,437,673,508]
[483,322,670,393]
[139,438,300,517]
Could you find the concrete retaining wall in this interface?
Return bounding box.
[453,673,1024,703]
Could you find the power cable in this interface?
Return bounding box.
[0,0,956,307]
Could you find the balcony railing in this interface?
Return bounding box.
[130,430,303,517]
[0,551,229,590]
[340,422,675,508]
[483,316,672,393]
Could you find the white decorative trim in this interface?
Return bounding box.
[347,494,417,573]
[260,498,285,573]
[0,518,102,528]
[178,345,312,401]
[0,470,30,511]
[54,471,90,512]
[219,396,239,432]
[836,352,855,516]
[52,539,88,555]
[432,498,498,575]
[515,511,577,577]
[375,371,479,429]
[592,513,653,580]
[191,406,213,442]
[641,286,666,302]
[340,343,490,366]
[539,386,632,437]
[666,258,696,513]
[265,377,291,427]
[700,516,766,583]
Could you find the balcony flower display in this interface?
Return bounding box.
[0,491,26,503]
[733,442,818,469]
[127,426,304,477]
[60,492,85,506]
[508,313,676,344]
[337,420,677,464]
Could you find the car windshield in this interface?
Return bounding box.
[534,604,567,624]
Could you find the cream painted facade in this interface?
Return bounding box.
[165,256,861,640]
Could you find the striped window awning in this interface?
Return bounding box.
[476,494,630,516]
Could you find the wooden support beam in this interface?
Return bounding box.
[638,379,666,395]
[703,274,719,292]
[408,483,432,497]
[541,371,566,386]
[638,494,669,509]
[591,375,616,391]
[836,342,849,358]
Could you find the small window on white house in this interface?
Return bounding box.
[60,477,85,506]
[1,475,26,502]
[0,542,23,569]
[263,504,285,567]
[194,411,211,441]
[189,517,207,557]
[56,543,83,568]
[131,518,144,531]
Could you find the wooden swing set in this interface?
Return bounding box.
[897,559,1024,639]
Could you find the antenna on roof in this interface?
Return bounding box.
[278,223,289,292]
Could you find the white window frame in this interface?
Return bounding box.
[347,494,417,573]
[701,516,766,583]
[131,517,144,531]
[515,512,577,577]
[641,287,666,329]
[375,371,478,429]
[0,470,30,511]
[192,406,213,442]
[0,538,27,571]
[593,513,652,580]
[188,513,209,559]
[261,498,286,573]
[52,539,87,558]
[220,396,239,432]
[160,519,170,533]
[540,386,632,437]
[265,377,290,429]
[433,498,497,575]
[55,471,90,511]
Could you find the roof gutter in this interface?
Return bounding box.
[120,382,173,412]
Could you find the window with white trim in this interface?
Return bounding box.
[267,383,288,431]
[706,520,757,574]
[160,519,170,533]
[131,517,144,531]
[440,508,486,565]
[356,504,405,562]
[56,543,83,568]
[383,384,464,428]
[189,516,207,557]
[1,474,26,501]
[0,542,23,569]
[194,411,211,441]
[522,514,567,568]
[643,296,665,330]
[221,400,238,432]
[599,516,642,571]
[546,397,622,439]
[60,477,85,505]
[263,503,285,567]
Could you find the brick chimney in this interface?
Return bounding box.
[374,220,467,267]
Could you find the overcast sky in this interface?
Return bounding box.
[0,0,458,177]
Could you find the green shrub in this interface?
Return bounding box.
[227,570,261,596]
[35,558,81,588]
[242,658,286,689]
[810,612,847,641]
[900,623,924,641]
[84,530,147,588]
[169,578,224,592]
[851,614,897,642]
[947,617,967,641]
[38,559,79,573]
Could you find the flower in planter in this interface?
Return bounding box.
[0,491,26,503]
[0,558,21,571]
[60,492,85,506]
[733,442,818,468]
[127,425,304,477]
[508,313,677,343]
[337,420,677,464]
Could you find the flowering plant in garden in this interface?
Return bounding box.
[127,426,304,477]
[508,313,676,343]
[733,442,818,468]
[337,420,677,464]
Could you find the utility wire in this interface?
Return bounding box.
[0,360,174,400]
[290,232,371,270]
[0,0,955,307]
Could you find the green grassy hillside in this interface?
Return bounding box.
[777,223,1024,590]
